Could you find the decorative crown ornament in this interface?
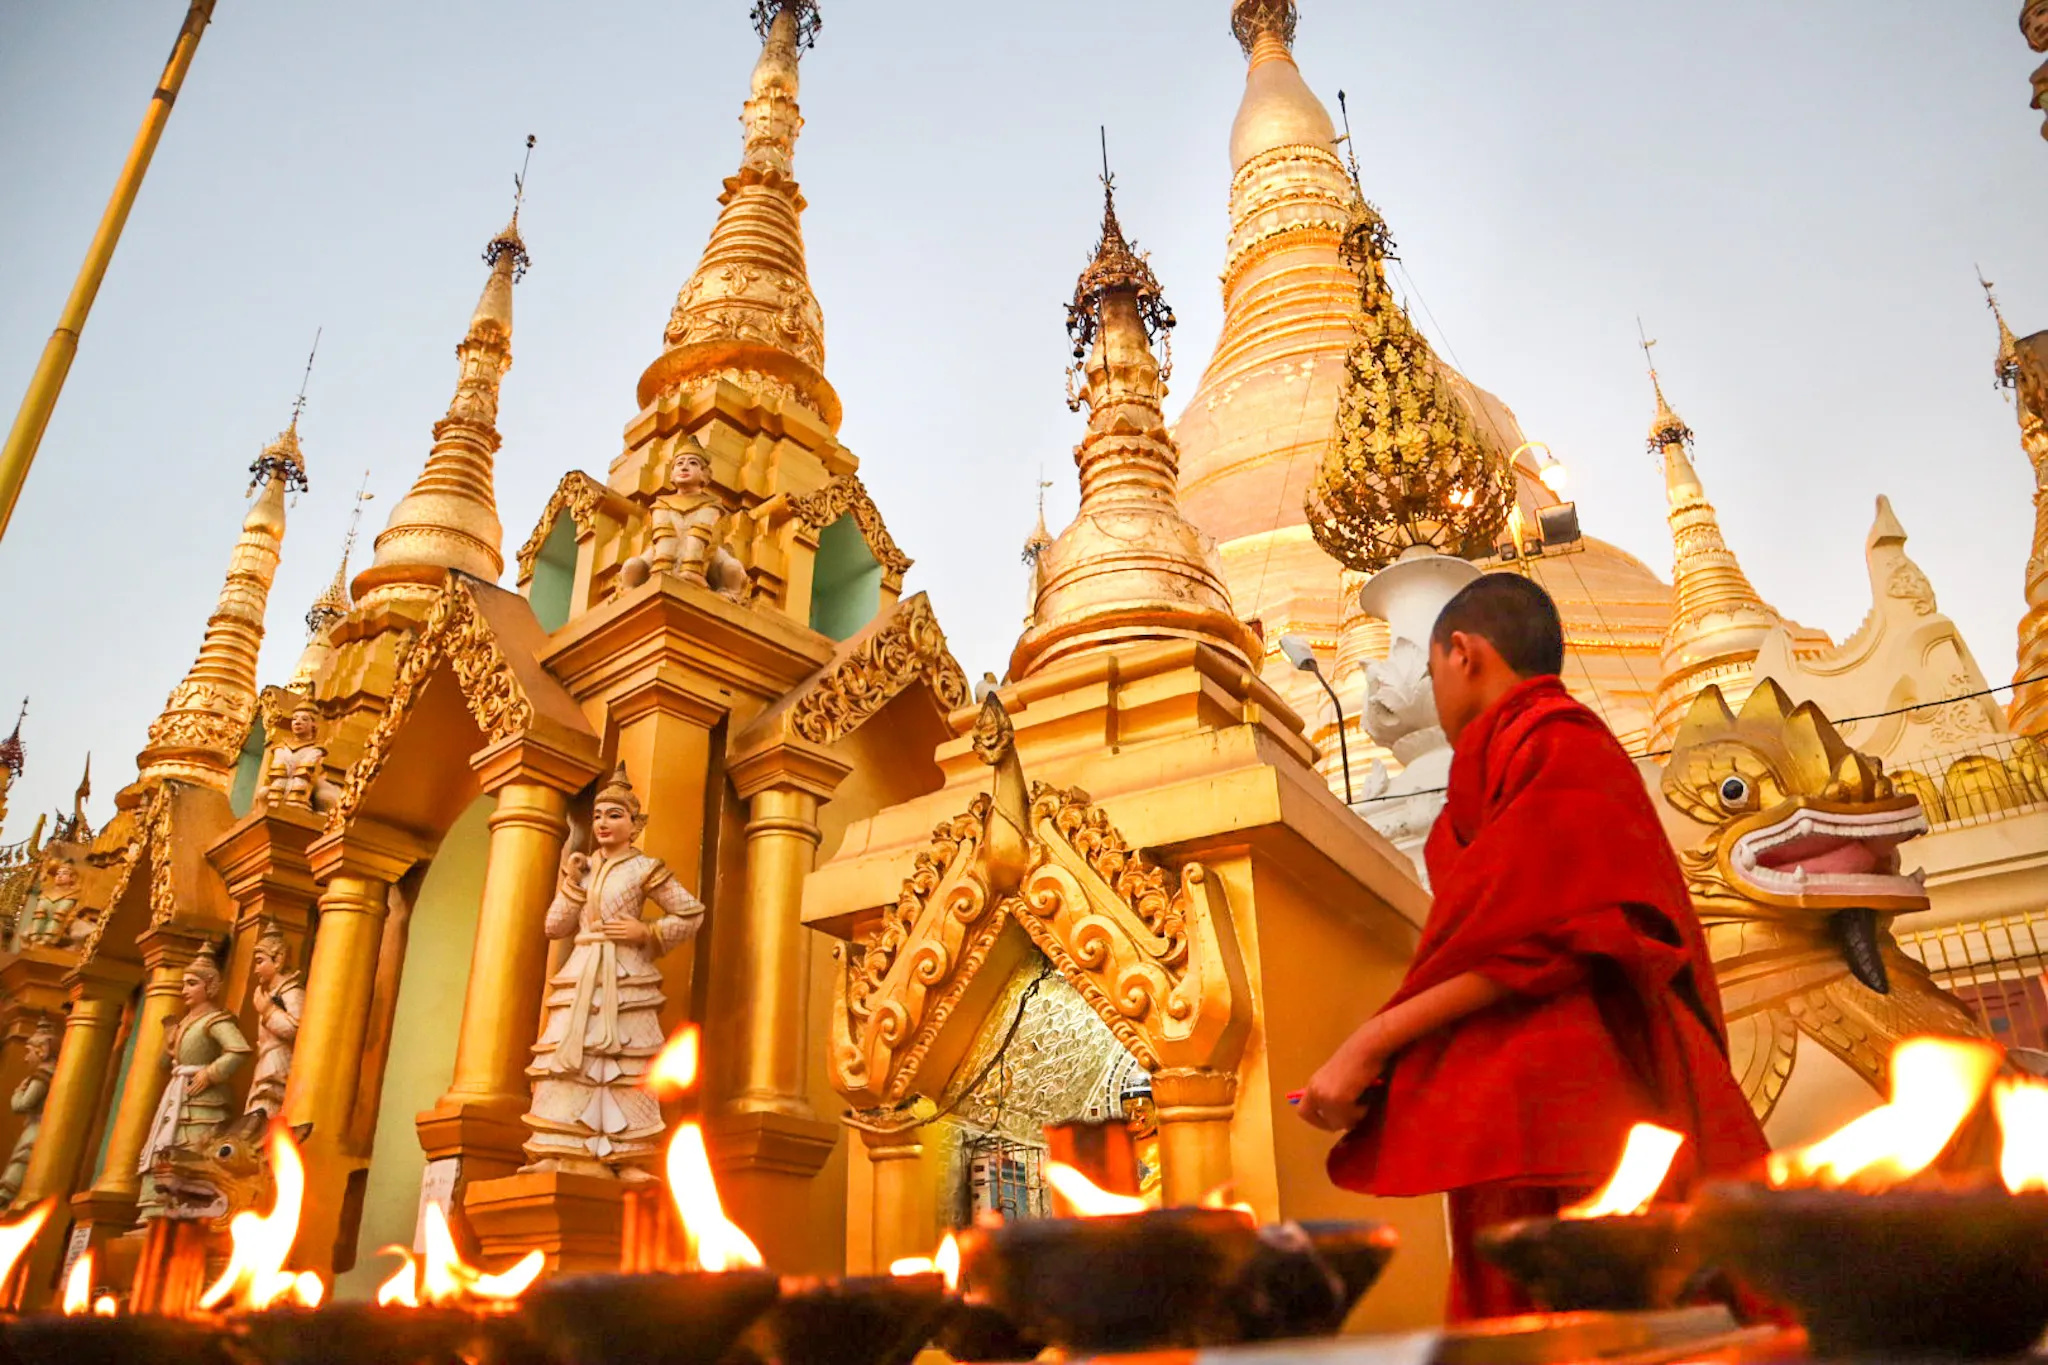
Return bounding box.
[1231,0,1298,56]
[1303,195,1515,573]
[592,763,648,831]
[1066,146,1176,363]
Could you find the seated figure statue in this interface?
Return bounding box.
[621,437,749,602]
[257,700,338,814]
[18,855,82,948]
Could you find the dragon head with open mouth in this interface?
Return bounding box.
[1662,679,1983,1120]
[149,1114,310,1228]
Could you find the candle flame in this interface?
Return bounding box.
[1564,1123,1686,1218]
[1768,1037,2001,1189]
[888,1231,962,1291]
[199,1123,315,1310]
[292,1271,326,1308]
[645,1025,701,1097]
[92,1295,117,1316]
[1044,1162,1152,1217]
[0,1199,54,1292]
[61,1249,92,1315]
[375,1246,419,1308]
[1198,1185,1257,1218]
[417,1203,545,1304]
[1995,1077,2048,1195]
[664,1122,764,1271]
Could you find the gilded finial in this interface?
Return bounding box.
[487,136,536,282]
[250,334,318,496]
[0,699,24,781]
[306,471,371,637]
[1639,319,1694,453]
[1022,472,1055,568]
[288,327,319,435]
[751,0,821,49]
[1981,267,2022,391]
[1067,130,1176,362]
[1231,0,1297,58]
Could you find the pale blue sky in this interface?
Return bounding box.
[2,0,2043,836]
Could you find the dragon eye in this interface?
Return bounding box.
[1719,776,1751,807]
[216,1143,235,1159]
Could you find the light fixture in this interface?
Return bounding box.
[1278,634,1353,805]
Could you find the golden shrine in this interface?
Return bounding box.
[0,0,2044,1332]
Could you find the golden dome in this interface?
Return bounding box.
[1229,25,1336,171]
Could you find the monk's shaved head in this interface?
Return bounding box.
[1431,574,1565,679]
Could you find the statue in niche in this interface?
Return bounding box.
[0,1020,57,1206]
[242,925,304,1119]
[521,765,704,1179]
[256,700,338,814]
[137,943,251,1217]
[18,854,82,948]
[620,437,749,601]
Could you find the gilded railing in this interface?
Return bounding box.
[1896,907,2048,1051]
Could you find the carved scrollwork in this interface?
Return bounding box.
[515,471,613,583]
[787,594,972,746]
[832,795,1001,1103]
[786,474,915,576]
[325,581,536,831]
[77,787,168,963]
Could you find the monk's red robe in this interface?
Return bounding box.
[1327,675,1768,1317]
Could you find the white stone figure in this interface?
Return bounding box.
[242,925,304,1119]
[257,701,339,814]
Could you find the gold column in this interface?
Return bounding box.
[419,735,596,1185]
[82,929,207,1216]
[849,1109,937,1273]
[1151,1068,1238,1208]
[14,966,132,1307]
[290,826,419,1272]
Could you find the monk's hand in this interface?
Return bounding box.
[1298,1036,1387,1133]
[602,917,651,947]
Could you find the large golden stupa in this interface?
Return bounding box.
[0,0,2044,1327]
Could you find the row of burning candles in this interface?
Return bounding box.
[0,1031,2041,1355]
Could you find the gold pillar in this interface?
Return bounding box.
[14,966,132,1307]
[290,826,419,1273]
[1151,1068,1238,1207]
[708,744,846,1269]
[419,735,596,1185]
[849,1109,937,1273]
[83,929,208,1217]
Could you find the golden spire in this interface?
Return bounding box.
[1010,154,1258,680]
[639,1,839,430]
[292,470,370,691]
[1640,335,1781,746]
[1985,272,2048,734]
[136,418,306,792]
[356,152,531,606]
[0,699,24,837]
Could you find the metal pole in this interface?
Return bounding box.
[1312,668,1354,805]
[0,0,218,543]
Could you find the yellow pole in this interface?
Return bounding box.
[85,961,185,1208]
[723,786,823,1114]
[0,0,218,542]
[1152,1068,1239,1207]
[15,983,125,1209]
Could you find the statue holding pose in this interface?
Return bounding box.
[18,855,81,948]
[138,945,251,1216]
[620,438,749,601]
[0,1021,57,1206]
[242,926,304,1120]
[257,701,337,814]
[522,766,704,1178]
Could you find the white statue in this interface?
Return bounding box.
[242,925,304,1119]
[0,1021,56,1206]
[620,439,749,601]
[521,765,704,1179]
[257,700,338,813]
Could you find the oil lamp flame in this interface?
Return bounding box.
[888,1231,962,1291]
[62,1249,92,1315]
[374,1246,419,1308]
[1767,1037,2002,1189]
[0,1199,54,1291]
[1044,1162,1153,1217]
[664,1122,764,1271]
[415,1203,545,1304]
[199,1123,321,1311]
[1563,1123,1685,1218]
[92,1295,117,1316]
[1198,1185,1256,1218]
[645,1024,701,1097]
[1994,1077,2048,1194]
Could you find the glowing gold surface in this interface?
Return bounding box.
[1995,299,2048,734]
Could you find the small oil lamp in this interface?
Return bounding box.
[1,1203,232,1365]
[1477,1122,1700,1313]
[1695,1036,2048,1358]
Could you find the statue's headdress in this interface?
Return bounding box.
[253,922,294,971]
[593,764,648,833]
[186,940,225,994]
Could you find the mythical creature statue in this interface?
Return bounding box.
[521,765,704,1178]
[0,1020,57,1205]
[620,437,749,601]
[1661,679,1984,1123]
[149,1111,313,1226]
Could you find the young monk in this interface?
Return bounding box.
[1297,573,1769,1321]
